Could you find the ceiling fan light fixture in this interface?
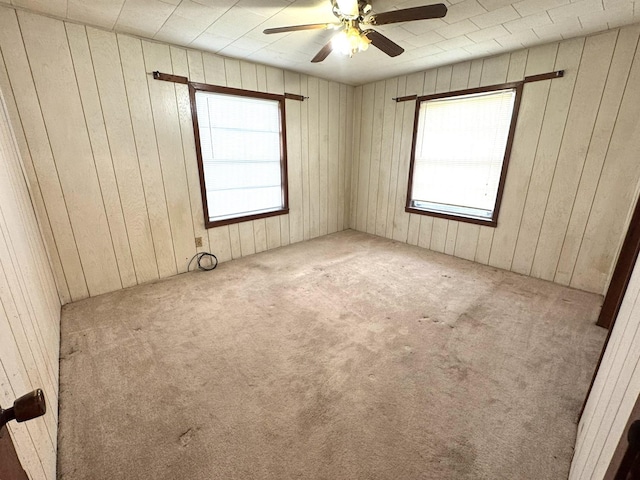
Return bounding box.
[332,26,370,57]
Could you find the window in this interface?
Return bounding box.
[405,83,522,227]
[190,84,288,228]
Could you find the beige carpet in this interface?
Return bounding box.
[57,230,606,480]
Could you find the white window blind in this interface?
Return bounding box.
[411,88,517,220]
[195,91,284,223]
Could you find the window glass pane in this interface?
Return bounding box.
[210,129,280,162]
[202,161,282,191]
[194,90,285,224]
[410,88,516,220]
[207,186,283,220]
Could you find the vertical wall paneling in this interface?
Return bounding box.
[143,40,196,274]
[65,24,138,290]
[171,45,212,256]
[307,76,320,239]
[0,99,57,437]
[511,38,585,274]
[384,76,406,240]
[487,43,558,270]
[238,218,256,257]
[374,78,398,238]
[0,15,82,302]
[18,12,122,296]
[570,256,640,479]
[300,75,310,241]
[391,72,424,244]
[343,85,354,232]
[318,78,329,237]
[349,85,362,231]
[531,31,618,282]
[328,81,340,235]
[203,53,226,86]
[0,10,84,302]
[116,34,177,279]
[0,80,60,480]
[85,27,161,285]
[570,32,640,293]
[284,71,303,245]
[556,26,640,287]
[350,25,640,295]
[0,60,65,312]
[337,83,346,232]
[366,81,385,235]
[224,58,242,86]
[356,82,374,233]
[253,220,268,254]
[208,227,232,263]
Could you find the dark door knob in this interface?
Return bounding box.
[0,389,46,430]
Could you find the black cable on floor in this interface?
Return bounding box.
[187,252,218,272]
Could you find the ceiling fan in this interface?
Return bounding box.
[263,0,448,63]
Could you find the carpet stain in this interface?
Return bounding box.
[179,428,197,447]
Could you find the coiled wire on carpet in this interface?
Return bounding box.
[187,252,218,272]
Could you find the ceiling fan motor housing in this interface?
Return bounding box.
[331,0,372,20]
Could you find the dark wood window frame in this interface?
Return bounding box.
[405,81,524,227]
[189,82,289,229]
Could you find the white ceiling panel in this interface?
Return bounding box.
[1,0,638,85]
[67,0,125,29]
[115,0,176,37]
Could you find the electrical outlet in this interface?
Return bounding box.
[195,237,203,248]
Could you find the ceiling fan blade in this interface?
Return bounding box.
[311,41,334,63]
[263,23,335,34]
[368,4,448,26]
[363,30,404,57]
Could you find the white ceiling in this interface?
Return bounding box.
[1,0,638,84]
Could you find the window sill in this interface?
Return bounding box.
[404,206,497,228]
[205,208,289,229]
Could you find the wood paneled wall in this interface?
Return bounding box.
[0,83,60,479]
[0,6,354,303]
[570,250,640,479]
[349,24,640,295]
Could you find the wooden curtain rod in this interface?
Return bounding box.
[152,71,307,101]
[392,69,564,102]
[523,69,564,83]
[392,94,418,103]
[152,71,188,84]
